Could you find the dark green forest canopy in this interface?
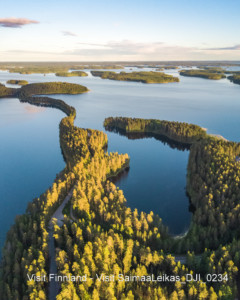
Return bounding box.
[91,71,180,83]
[180,69,226,80]
[228,74,240,85]
[20,82,88,96]
[104,117,207,143]
[6,80,28,85]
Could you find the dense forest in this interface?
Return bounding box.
[6,80,28,85]
[55,71,88,77]
[91,71,179,84]
[179,70,226,80]
[104,117,207,144]
[1,78,240,298]
[20,82,88,96]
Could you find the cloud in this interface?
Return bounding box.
[66,40,193,58]
[0,18,39,28]
[2,40,240,61]
[62,30,77,37]
[205,44,240,51]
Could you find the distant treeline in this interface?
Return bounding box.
[91,71,180,83]
[71,65,123,70]
[0,63,123,74]
[197,66,226,73]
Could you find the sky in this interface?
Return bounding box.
[0,0,240,61]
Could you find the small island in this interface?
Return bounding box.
[55,71,88,77]
[7,80,28,86]
[180,69,226,80]
[228,74,240,85]
[91,71,179,83]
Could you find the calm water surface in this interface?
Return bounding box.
[1,68,240,250]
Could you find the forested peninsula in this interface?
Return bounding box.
[91,71,179,83]
[1,86,240,299]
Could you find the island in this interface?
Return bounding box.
[180,69,226,80]
[228,74,240,85]
[91,71,180,83]
[6,80,28,85]
[55,71,88,77]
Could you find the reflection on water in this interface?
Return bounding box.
[105,128,190,235]
[105,126,191,151]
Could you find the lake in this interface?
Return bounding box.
[0,67,240,250]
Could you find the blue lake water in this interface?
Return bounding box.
[0,68,240,250]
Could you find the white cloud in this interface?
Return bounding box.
[62,30,78,37]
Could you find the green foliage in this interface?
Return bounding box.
[104,117,207,144]
[185,139,240,252]
[20,82,88,96]
[180,69,226,80]
[6,80,28,85]
[91,71,180,83]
